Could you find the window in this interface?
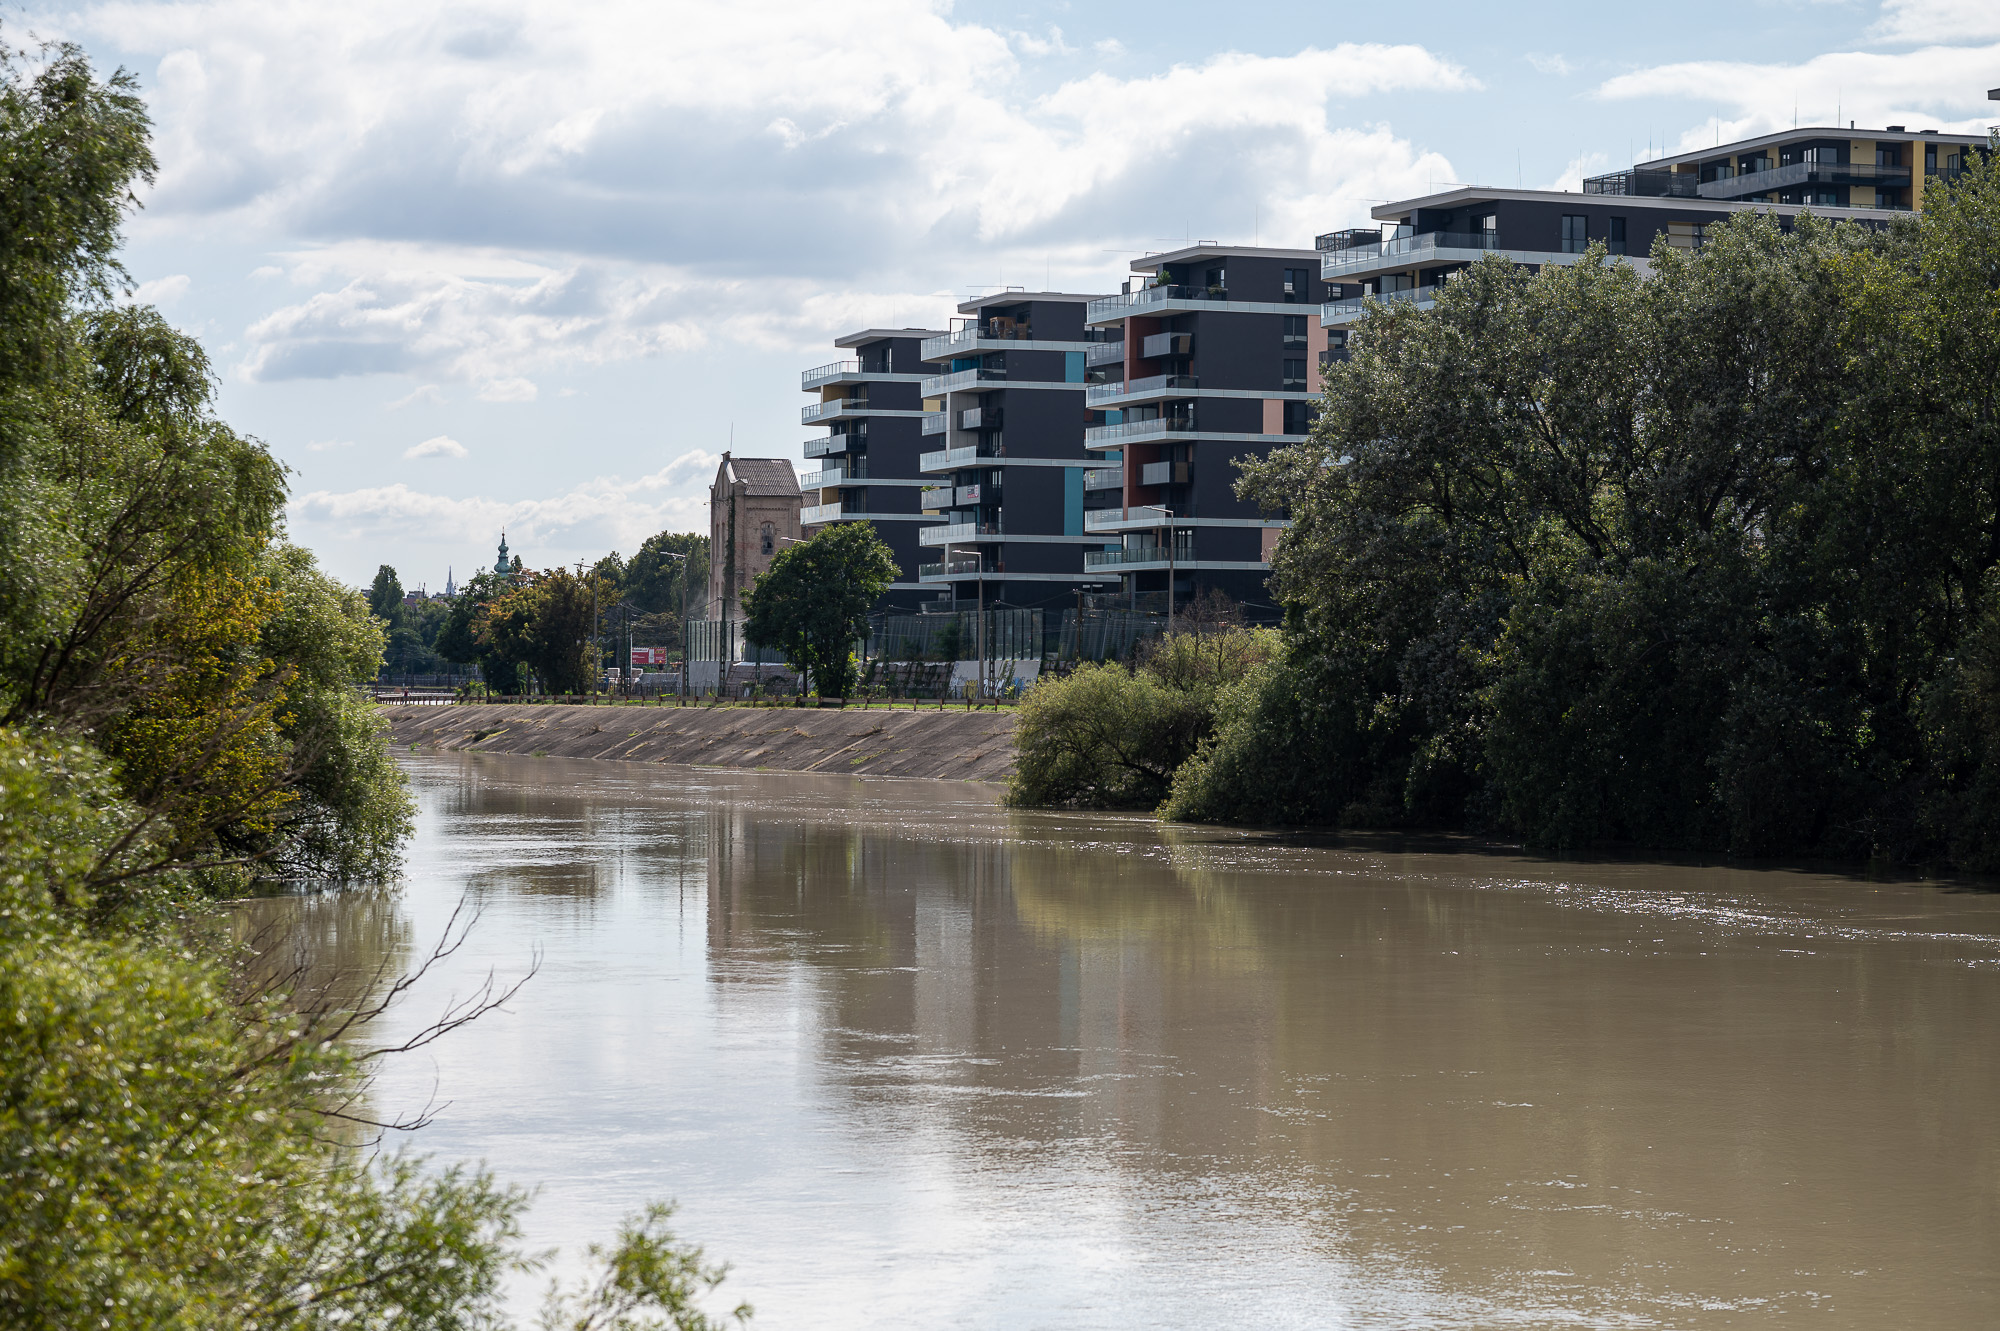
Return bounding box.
[1204,266,1226,294]
[759,524,774,556]
[1926,146,1938,175]
[1876,145,1900,167]
[1607,216,1627,256]
[1475,214,1498,247]
[1282,315,1308,349]
[1283,400,1317,434]
[1804,146,1843,165]
[1561,214,1588,253]
[1282,267,1310,303]
[1283,358,1307,390]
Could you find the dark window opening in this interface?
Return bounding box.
[1561,214,1588,254]
[1282,267,1310,303]
[1283,400,1317,434]
[1282,315,1308,349]
[1607,216,1627,256]
[1283,358,1307,390]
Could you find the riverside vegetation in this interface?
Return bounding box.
[0,43,744,1329]
[1016,146,2000,867]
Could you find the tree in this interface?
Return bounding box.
[368,564,405,624]
[435,569,523,692]
[626,530,709,656]
[479,568,609,695]
[740,523,896,697]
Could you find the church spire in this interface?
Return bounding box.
[496,530,510,579]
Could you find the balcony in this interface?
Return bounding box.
[1085,504,1169,531]
[921,412,947,435]
[1085,283,1233,322]
[1083,416,1198,446]
[1084,548,1168,568]
[1581,168,1703,199]
[920,366,1008,395]
[919,444,998,472]
[959,406,1001,430]
[798,465,864,489]
[800,502,846,524]
[1321,284,1441,324]
[802,397,870,423]
[1085,340,1125,366]
[918,521,1003,546]
[800,360,860,389]
[804,434,857,459]
[1085,373,1198,407]
[1141,331,1191,359]
[920,318,1035,360]
[1083,466,1122,491]
[1315,226,1384,253]
[1141,460,1189,486]
[1698,159,1911,201]
[1320,230,1500,277]
[918,557,984,579]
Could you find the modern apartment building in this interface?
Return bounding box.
[800,328,942,612]
[915,292,1106,611]
[1318,124,1993,356]
[1079,245,1328,609]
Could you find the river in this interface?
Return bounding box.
[255,751,2000,1327]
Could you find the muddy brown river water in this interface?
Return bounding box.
[255,752,2000,1328]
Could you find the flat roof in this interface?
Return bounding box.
[1649,124,1987,169]
[955,290,1106,313]
[832,327,943,348]
[1365,184,1918,223]
[1132,243,1319,271]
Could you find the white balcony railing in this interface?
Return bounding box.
[919,445,991,472]
[798,466,861,489]
[801,360,860,389]
[1082,418,1196,445]
[802,397,868,423]
[920,367,1007,396]
[921,412,947,435]
[1085,374,1198,406]
[800,503,845,524]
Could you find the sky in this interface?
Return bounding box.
[20,0,2000,587]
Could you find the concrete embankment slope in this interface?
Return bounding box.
[379,702,1018,782]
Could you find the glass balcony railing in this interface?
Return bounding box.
[918,521,1002,546]
[919,445,1000,472]
[1084,505,1169,530]
[1083,467,1122,491]
[1082,417,1197,445]
[920,321,1036,360]
[1085,548,1179,568]
[1085,341,1125,366]
[1321,284,1441,322]
[920,367,1008,396]
[800,360,860,388]
[1086,284,1233,322]
[798,466,864,489]
[1320,230,1500,276]
[917,558,984,579]
[1085,374,1198,406]
[802,398,870,423]
[803,435,856,458]
[921,412,947,435]
[800,502,845,524]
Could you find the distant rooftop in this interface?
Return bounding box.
[832,327,943,348]
[717,454,800,497]
[955,290,1105,313]
[1133,243,1318,271]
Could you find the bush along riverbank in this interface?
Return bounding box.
[1015,162,2000,868]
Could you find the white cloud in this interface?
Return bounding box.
[128,273,191,304]
[1871,0,2000,43]
[46,0,1478,390]
[1526,53,1574,76]
[403,434,468,459]
[305,438,354,451]
[1595,42,2000,145]
[289,450,722,558]
[1547,150,1611,192]
[1093,38,1126,58]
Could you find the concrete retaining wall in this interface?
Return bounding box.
[379,702,1018,782]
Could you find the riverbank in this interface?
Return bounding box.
[378,702,1018,781]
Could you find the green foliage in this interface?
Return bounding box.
[1009,627,1279,810]
[538,1203,750,1331]
[435,568,523,692]
[369,564,405,622]
[740,523,896,697]
[0,41,747,1331]
[479,567,611,694]
[1173,150,2000,861]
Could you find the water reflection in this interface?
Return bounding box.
[352,753,2000,1328]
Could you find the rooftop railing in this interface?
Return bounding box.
[1315,226,1384,253]
[801,360,860,388]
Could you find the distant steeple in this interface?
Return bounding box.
[444,565,456,598]
[496,530,510,573]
